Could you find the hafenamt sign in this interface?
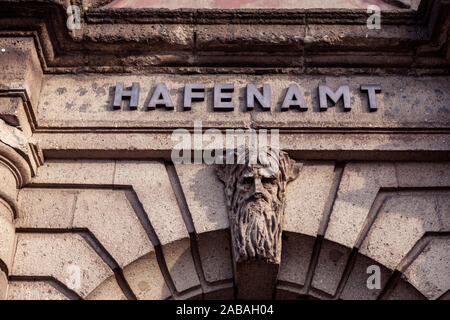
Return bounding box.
[112,82,381,111]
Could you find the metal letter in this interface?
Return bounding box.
[247,83,271,111]
[214,83,234,111]
[184,83,205,111]
[361,84,381,111]
[319,85,351,111]
[113,82,139,110]
[147,83,174,110]
[280,84,307,111]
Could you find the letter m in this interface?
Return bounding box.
[319,85,351,111]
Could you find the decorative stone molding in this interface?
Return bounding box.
[0,119,43,299]
[1,0,449,74]
[0,36,43,299]
[216,149,301,299]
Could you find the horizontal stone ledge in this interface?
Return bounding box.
[34,132,450,161]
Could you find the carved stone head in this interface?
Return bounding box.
[216,149,301,264]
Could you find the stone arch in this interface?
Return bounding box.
[5,160,450,300]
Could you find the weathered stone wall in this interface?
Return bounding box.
[0,0,449,300]
[5,160,450,299]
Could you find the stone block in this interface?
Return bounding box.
[86,275,127,300]
[175,164,228,233]
[162,238,200,293]
[0,162,18,206]
[340,254,392,300]
[203,284,234,300]
[278,232,315,287]
[7,281,69,300]
[395,162,450,187]
[0,199,13,222]
[73,189,152,268]
[403,238,450,300]
[114,161,188,245]
[275,288,302,300]
[197,230,233,283]
[12,233,113,298]
[0,37,43,109]
[284,162,335,237]
[0,97,24,128]
[359,192,447,270]
[123,251,171,300]
[33,160,115,185]
[387,279,426,300]
[311,239,351,296]
[0,213,15,271]
[325,162,397,248]
[195,24,305,51]
[0,270,6,300]
[16,188,77,229]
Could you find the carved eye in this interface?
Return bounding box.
[243,176,253,184]
[261,177,275,184]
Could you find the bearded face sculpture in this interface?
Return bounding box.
[216,149,301,264]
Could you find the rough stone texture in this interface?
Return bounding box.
[195,24,306,51]
[72,189,152,268]
[325,162,397,249]
[175,164,228,233]
[0,37,43,110]
[12,233,113,298]
[114,161,188,245]
[284,161,335,237]
[86,275,127,300]
[123,251,171,300]
[36,132,450,160]
[105,0,402,10]
[203,285,234,300]
[359,192,449,270]
[17,188,153,268]
[387,279,426,300]
[0,118,42,179]
[311,239,351,295]
[17,188,78,229]
[403,238,450,300]
[0,270,7,300]
[0,199,14,226]
[32,160,115,185]
[0,209,15,271]
[0,97,24,128]
[197,230,233,284]
[340,254,392,300]
[278,232,315,287]
[7,281,69,300]
[0,160,18,206]
[0,0,449,302]
[83,24,194,50]
[162,238,200,293]
[395,162,450,187]
[36,75,450,130]
[275,288,302,300]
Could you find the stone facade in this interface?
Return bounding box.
[0,0,449,300]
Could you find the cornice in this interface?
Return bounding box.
[0,0,448,73]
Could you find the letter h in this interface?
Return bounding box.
[113,82,140,110]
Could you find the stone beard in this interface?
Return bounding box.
[216,150,301,264]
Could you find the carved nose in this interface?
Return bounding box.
[253,177,264,195]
